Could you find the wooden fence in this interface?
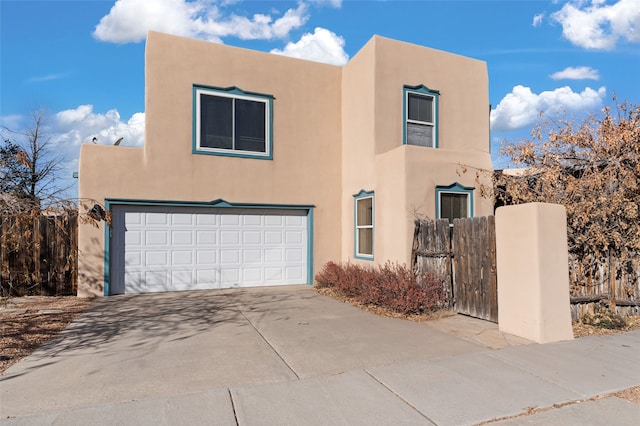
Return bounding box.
[569,253,640,319]
[413,216,639,322]
[412,217,498,322]
[0,214,78,296]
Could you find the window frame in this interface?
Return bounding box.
[403,84,440,148]
[193,85,274,160]
[436,183,474,224]
[353,190,374,260]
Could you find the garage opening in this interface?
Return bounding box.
[108,204,310,294]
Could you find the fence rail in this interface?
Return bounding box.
[0,214,78,296]
[568,253,640,319]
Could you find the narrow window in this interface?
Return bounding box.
[354,191,374,259]
[403,85,439,148]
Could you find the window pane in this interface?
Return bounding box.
[200,95,232,149]
[356,197,373,226]
[408,93,433,123]
[235,99,266,152]
[407,122,433,147]
[358,229,373,256]
[440,193,468,223]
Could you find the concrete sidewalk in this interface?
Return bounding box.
[1,286,639,425]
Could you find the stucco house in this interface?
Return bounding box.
[77,31,493,297]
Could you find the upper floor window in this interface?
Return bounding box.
[403,84,439,148]
[194,85,273,159]
[436,183,474,224]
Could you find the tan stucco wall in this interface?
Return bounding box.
[79,32,343,296]
[495,203,573,343]
[78,32,494,296]
[340,36,492,267]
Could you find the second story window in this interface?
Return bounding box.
[194,85,273,159]
[403,85,439,148]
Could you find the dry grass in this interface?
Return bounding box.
[0,296,95,374]
[572,315,640,338]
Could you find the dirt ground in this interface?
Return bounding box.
[1,294,638,405]
[0,296,95,373]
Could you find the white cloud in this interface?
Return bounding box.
[0,114,24,130]
[490,85,606,132]
[550,66,600,80]
[551,0,640,50]
[532,13,545,27]
[54,105,145,147]
[309,0,342,7]
[93,0,310,43]
[28,73,70,83]
[270,27,348,66]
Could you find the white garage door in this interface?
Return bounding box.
[109,205,309,294]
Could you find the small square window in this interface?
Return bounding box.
[436,183,474,224]
[440,193,469,223]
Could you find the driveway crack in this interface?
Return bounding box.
[230,298,300,380]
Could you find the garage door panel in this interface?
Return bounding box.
[172,250,193,266]
[221,269,240,284]
[243,231,261,245]
[146,213,168,225]
[221,249,240,264]
[125,230,142,245]
[197,230,217,244]
[286,248,303,262]
[265,249,283,263]
[285,267,304,280]
[146,230,168,245]
[172,214,194,226]
[285,231,303,244]
[125,251,142,267]
[112,206,308,293]
[265,267,284,281]
[220,215,240,225]
[196,269,218,285]
[197,250,216,264]
[243,268,262,282]
[172,230,193,245]
[243,215,262,226]
[197,214,216,225]
[220,230,240,244]
[171,270,194,285]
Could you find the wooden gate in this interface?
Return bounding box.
[412,216,498,322]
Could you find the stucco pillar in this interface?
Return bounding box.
[495,203,573,343]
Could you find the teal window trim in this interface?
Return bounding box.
[192,85,274,160]
[353,189,374,260]
[103,198,314,296]
[435,183,474,224]
[403,84,440,148]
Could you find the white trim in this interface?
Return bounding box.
[195,88,270,157]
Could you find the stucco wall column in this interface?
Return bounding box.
[495,203,573,343]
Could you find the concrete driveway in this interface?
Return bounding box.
[1,285,529,421]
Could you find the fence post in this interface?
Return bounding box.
[495,203,573,343]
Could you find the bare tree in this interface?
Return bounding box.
[492,100,640,262]
[0,109,69,212]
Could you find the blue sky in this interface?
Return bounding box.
[1,0,639,199]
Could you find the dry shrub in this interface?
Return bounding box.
[315,261,446,315]
[581,302,627,330]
